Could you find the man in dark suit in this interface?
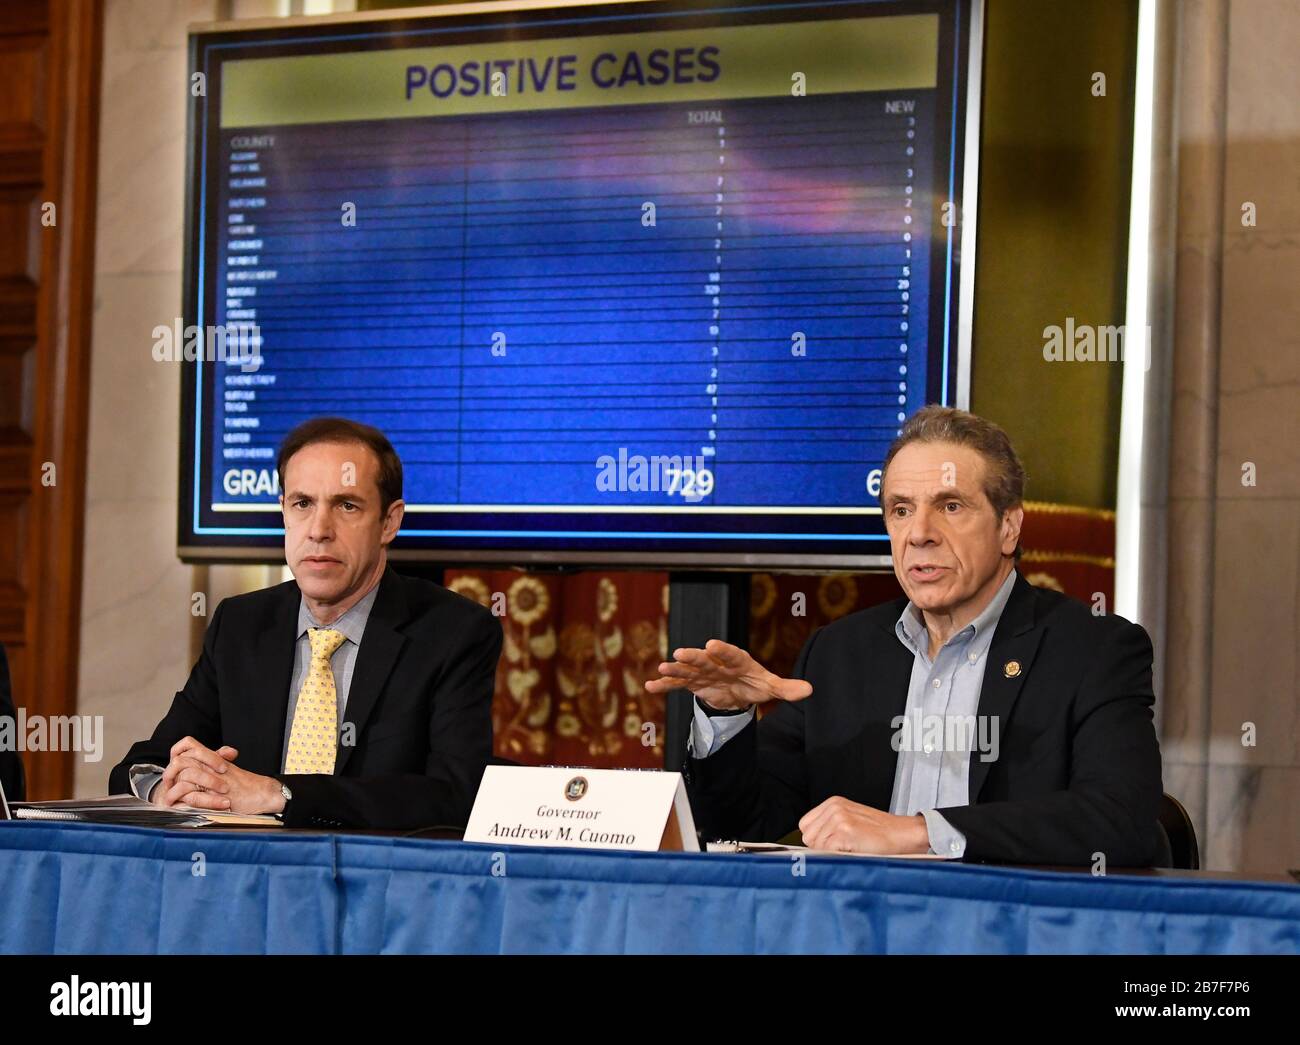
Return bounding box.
[109,417,501,830]
[0,642,24,802]
[647,406,1167,867]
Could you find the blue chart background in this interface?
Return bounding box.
[211,90,935,513]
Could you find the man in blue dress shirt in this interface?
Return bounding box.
[648,406,1167,867]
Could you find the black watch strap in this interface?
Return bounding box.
[694,695,751,717]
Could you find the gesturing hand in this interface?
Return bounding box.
[644,639,812,711]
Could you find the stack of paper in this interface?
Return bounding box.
[706,840,953,859]
[7,795,281,829]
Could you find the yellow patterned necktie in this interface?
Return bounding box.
[284,627,347,774]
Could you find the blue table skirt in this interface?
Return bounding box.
[0,821,1295,954]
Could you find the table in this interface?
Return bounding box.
[0,821,1295,954]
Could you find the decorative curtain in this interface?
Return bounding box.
[445,570,670,768]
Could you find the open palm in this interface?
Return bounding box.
[644,639,813,710]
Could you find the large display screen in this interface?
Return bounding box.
[179,0,982,566]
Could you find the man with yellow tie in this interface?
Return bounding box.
[108,417,502,829]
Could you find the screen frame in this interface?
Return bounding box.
[178,0,983,570]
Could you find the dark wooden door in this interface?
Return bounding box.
[0,0,101,798]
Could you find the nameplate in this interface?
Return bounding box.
[464,766,699,852]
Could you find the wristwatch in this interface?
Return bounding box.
[274,782,293,821]
[695,695,750,716]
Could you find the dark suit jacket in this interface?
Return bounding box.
[108,567,501,830]
[0,642,24,802]
[685,571,1169,867]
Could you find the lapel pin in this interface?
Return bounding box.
[1003,660,1022,678]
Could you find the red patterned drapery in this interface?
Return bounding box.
[445,569,670,768]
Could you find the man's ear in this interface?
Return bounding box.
[381,499,405,545]
[1001,504,1025,557]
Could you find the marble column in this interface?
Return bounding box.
[1161,0,1300,872]
[74,0,352,797]
[75,0,222,798]
[1201,0,1300,871]
[1161,0,1229,865]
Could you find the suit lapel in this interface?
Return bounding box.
[863,603,916,807]
[968,572,1045,802]
[335,567,409,774]
[248,582,300,775]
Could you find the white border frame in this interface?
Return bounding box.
[954,0,983,410]
[1115,0,1158,621]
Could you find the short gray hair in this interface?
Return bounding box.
[881,405,1027,560]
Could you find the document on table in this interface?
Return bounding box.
[706,841,955,859]
[8,795,282,829]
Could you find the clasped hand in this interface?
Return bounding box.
[151,736,285,815]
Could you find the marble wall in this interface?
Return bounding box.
[1161,0,1300,872]
[74,0,352,797]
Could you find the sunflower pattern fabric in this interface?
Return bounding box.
[446,570,669,767]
